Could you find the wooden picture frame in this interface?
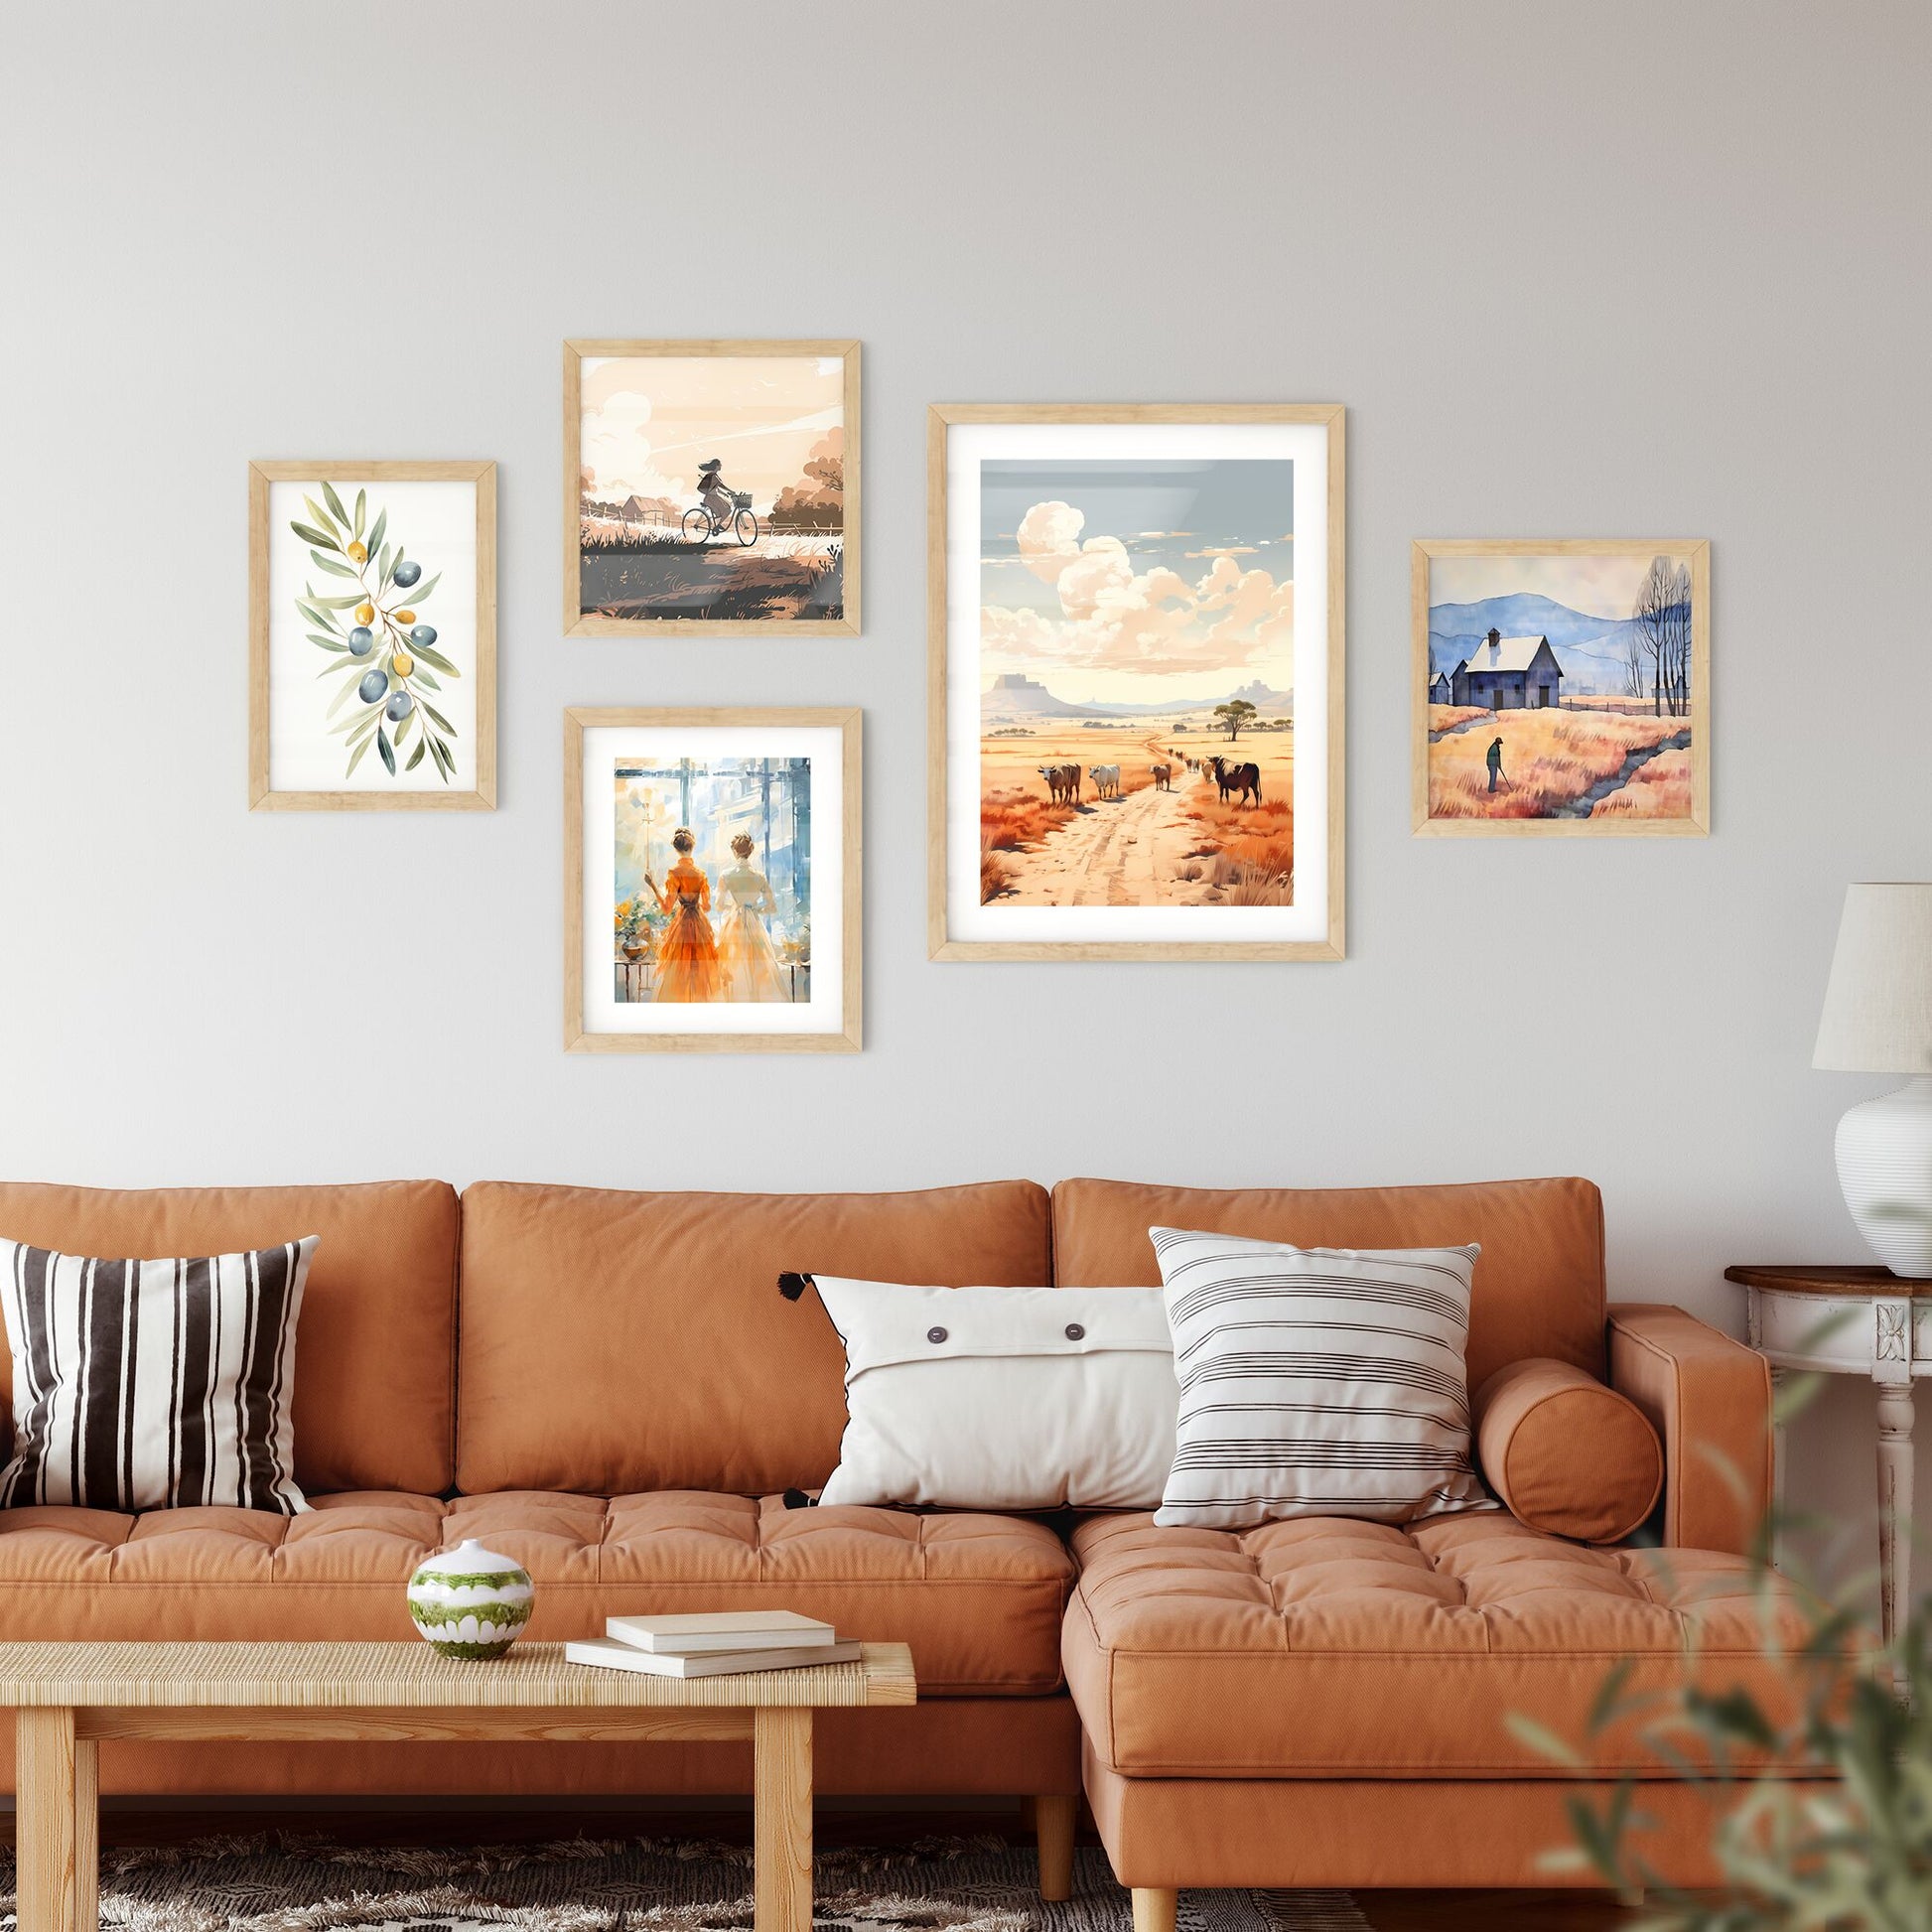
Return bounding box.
[1411,538,1711,836]
[249,460,496,811]
[563,341,861,636]
[564,707,862,1053]
[926,403,1345,962]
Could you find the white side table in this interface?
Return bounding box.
[1728,1263,1929,1690]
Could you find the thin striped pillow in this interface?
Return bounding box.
[0,1236,317,1515]
[1150,1226,1491,1530]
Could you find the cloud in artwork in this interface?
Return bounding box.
[1185,545,1258,560]
[984,500,1294,675]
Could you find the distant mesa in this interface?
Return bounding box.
[982,671,1294,723]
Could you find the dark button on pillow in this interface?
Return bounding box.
[926,1326,948,1344]
[1065,1322,1086,1340]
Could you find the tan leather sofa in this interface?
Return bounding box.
[0,1174,1814,1901]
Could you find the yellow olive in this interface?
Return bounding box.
[346,540,367,564]
[354,602,375,625]
[393,609,416,624]
[390,650,415,678]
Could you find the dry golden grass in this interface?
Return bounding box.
[1180,793,1296,904]
[1588,747,1694,818]
[981,786,1078,852]
[1428,704,1491,733]
[1428,710,1692,820]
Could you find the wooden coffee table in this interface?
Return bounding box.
[0,1638,915,1932]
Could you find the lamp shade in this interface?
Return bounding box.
[1813,883,1932,1072]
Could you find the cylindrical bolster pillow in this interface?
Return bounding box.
[1473,1357,1664,1544]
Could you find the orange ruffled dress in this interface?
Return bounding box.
[653,859,722,1003]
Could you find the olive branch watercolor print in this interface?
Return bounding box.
[289,482,462,782]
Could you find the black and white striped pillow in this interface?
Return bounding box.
[0,1236,317,1515]
[1151,1226,1491,1530]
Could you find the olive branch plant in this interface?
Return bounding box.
[290,481,463,781]
[1514,1339,1931,1930]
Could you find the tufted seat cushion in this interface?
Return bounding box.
[1065,1512,1827,1778]
[0,1491,1074,1696]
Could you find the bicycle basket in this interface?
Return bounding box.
[731,492,753,510]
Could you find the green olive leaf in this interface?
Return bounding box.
[406,641,459,676]
[303,495,341,538]
[313,593,365,610]
[321,480,350,526]
[310,551,358,578]
[290,521,340,551]
[406,738,427,771]
[412,668,441,691]
[367,507,388,560]
[345,734,373,779]
[352,488,366,540]
[376,726,395,776]
[406,571,441,605]
[308,634,349,653]
[419,700,456,736]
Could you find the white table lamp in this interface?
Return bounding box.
[1814,882,1932,1276]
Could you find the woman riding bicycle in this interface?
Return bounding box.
[696,459,736,527]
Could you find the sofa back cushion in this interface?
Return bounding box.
[1051,1176,1605,1389]
[0,1180,458,1494]
[457,1180,1053,1496]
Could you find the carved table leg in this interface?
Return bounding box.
[1877,1378,1916,1701]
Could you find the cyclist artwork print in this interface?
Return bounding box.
[569,341,859,631]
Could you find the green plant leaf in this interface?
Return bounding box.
[345,734,374,779]
[413,668,441,691]
[407,571,441,605]
[290,520,340,551]
[303,494,341,538]
[393,707,415,746]
[352,488,366,540]
[326,678,365,719]
[367,507,388,560]
[420,700,456,736]
[295,600,342,633]
[377,726,395,776]
[310,551,358,579]
[313,592,365,610]
[308,635,349,653]
[321,480,350,526]
[381,547,398,592]
[406,738,427,771]
[408,640,459,676]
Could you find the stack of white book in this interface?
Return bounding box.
[565,1610,861,1679]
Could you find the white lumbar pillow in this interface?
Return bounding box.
[807,1276,1177,1510]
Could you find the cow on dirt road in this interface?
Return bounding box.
[1209,756,1262,805]
[1089,764,1122,800]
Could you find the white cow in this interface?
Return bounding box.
[1090,764,1122,799]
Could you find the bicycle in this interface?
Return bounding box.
[682,492,759,548]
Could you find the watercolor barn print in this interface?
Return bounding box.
[248,462,494,811]
[611,753,814,1007]
[977,458,1298,909]
[1414,540,1710,836]
[566,341,859,633]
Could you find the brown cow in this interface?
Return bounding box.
[1210,756,1262,805]
[1149,763,1173,791]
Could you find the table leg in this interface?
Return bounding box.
[1877,1380,1916,1699]
[16,1708,79,1932]
[754,1707,813,1932]
[73,1738,98,1931]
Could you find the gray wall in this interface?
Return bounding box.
[1,2,1926,1594]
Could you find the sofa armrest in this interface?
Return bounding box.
[1607,1304,1773,1556]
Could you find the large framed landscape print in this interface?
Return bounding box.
[564,707,862,1053]
[927,405,1345,961]
[564,340,860,635]
[1412,538,1711,836]
[248,461,495,810]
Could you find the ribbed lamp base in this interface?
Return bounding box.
[1836,1075,1932,1277]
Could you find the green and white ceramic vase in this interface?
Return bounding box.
[407,1539,534,1660]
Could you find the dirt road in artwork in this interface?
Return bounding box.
[993,775,1217,907]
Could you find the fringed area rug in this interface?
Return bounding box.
[0,1835,1369,1932]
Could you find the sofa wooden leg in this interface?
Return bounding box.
[1034,1793,1075,1901]
[1132,1888,1176,1932]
